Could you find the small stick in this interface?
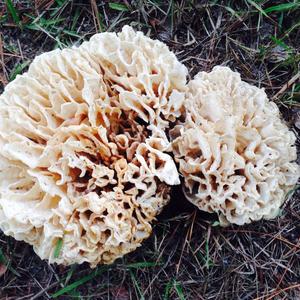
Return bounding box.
[272,72,300,100]
[90,0,101,32]
[0,33,8,86]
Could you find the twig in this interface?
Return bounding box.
[275,238,300,290]
[273,72,300,100]
[90,0,101,32]
[17,39,24,60]
[29,281,60,300]
[176,211,197,274]
[253,283,300,300]
[224,229,300,250]
[0,33,8,86]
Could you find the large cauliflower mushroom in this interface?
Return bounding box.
[171,66,299,226]
[0,26,187,266]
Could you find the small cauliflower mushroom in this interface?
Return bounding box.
[170,66,300,226]
[0,26,187,266]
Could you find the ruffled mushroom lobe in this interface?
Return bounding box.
[0,26,187,266]
[170,66,300,226]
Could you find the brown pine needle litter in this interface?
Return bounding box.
[0,1,299,299]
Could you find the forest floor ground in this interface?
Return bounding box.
[0,1,300,299]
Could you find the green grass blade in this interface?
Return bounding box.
[65,265,77,285]
[212,221,220,227]
[283,21,300,36]
[0,249,6,263]
[24,23,40,31]
[205,239,213,269]
[271,36,291,51]
[68,289,81,298]
[129,270,145,300]
[62,29,81,38]
[51,267,107,298]
[50,0,69,17]
[163,279,173,300]
[125,261,159,269]
[0,248,20,277]
[174,281,185,300]
[108,3,129,11]
[9,61,30,81]
[265,3,300,13]
[71,7,81,31]
[246,0,268,17]
[5,0,21,27]
[0,14,8,24]
[53,238,63,259]
[55,0,66,6]
[39,17,66,27]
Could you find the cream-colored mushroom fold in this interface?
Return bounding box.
[170,66,299,226]
[0,25,187,266]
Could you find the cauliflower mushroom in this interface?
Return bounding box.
[0,26,187,266]
[170,66,299,226]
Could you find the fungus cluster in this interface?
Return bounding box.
[171,66,299,225]
[0,26,299,267]
[0,26,187,266]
